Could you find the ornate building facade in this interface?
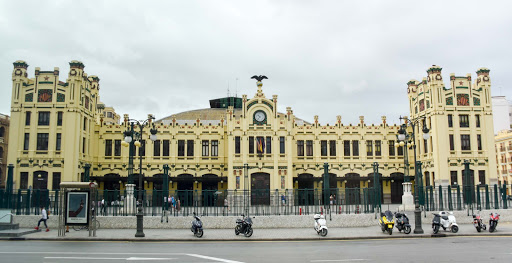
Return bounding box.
[0,113,9,189]
[6,61,499,204]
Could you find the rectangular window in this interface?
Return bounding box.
[25,111,31,126]
[297,140,304,156]
[266,137,271,154]
[178,140,185,156]
[397,144,404,156]
[449,134,454,151]
[478,170,485,185]
[461,134,471,151]
[459,114,469,128]
[162,140,170,156]
[375,140,381,156]
[424,139,428,153]
[344,140,350,156]
[83,137,86,154]
[23,133,30,151]
[450,171,458,185]
[389,141,395,156]
[280,137,285,154]
[235,136,241,154]
[20,172,28,189]
[329,140,336,156]
[38,111,50,126]
[187,140,194,156]
[153,140,161,156]
[139,140,146,156]
[83,117,87,131]
[202,140,209,156]
[114,139,121,156]
[57,111,63,126]
[448,114,453,128]
[477,134,482,151]
[56,133,61,151]
[52,172,61,190]
[352,140,359,156]
[321,140,328,156]
[366,140,373,156]
[306,140,313,156]
[211,140,219,156]
[36,133,49,151]
[476,114,480,128]
[105,139,112,156]
[249,136,254,154]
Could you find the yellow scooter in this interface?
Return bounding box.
[379,210,395,235]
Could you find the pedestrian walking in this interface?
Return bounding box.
[330,195,334,205]
[281,194,286,205]
[171,196,176,211]
[224,198,229,215]
[167,195,171,211]
[34,206,49,232]
[177,199,181,212]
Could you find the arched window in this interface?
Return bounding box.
[0,126,4,137]
[0,147,3,158]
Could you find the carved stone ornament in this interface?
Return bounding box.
[436,74,442,80]
[15,69,22,76]
[483,76,489,81]
[70,69,77,76]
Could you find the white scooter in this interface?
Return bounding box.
[432,211,459,234]
[314,214,328,237]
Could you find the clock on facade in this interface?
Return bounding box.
[254,110,267,125]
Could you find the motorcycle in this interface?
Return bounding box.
[379,210,395,235]
[235,214,254,237]
[472,212,486,232]
[191,213,204,238]
[489,212,500,233]
[313,214,328,237]
[394,212,411,234]
[432,211,458,234]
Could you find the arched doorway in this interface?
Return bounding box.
[390,172,404,204]
[344,173,361,205]
[104,173,121,190]
[176,174,194,206]
[367,172,385,204]
[295,173,315,205]
[33,171,48,189]
[251,173,270,205]
[202,174,220,207]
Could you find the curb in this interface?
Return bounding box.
[2,233,512,242]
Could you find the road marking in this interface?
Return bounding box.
[311,260,367,262]
[187,253,245,263]
[0,252,182,255]
[45,257,176,260]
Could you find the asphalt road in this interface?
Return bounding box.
[0,237,511,263]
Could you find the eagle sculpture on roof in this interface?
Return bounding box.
[251,75,268,82]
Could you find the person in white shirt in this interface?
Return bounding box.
[35,206,49,232]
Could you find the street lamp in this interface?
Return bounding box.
[397,116,430,234]
[122,116,158,238]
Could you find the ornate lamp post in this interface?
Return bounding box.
[121,115,158,238]
[397,116,430,234]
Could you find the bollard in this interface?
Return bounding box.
[300,207,302,215]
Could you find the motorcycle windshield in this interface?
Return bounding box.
[246,217,253,224]
[384,211,393,221]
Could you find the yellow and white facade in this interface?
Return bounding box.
[495,130,512,186]
[6,61,499,204]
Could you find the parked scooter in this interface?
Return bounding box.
[394,212,411,234]
[313,214,328,237]
[191,213,204,238]
[472,212,486,232]
[489,212,500,233]
[235,214,254,237]
[432,211,459,234]
[379,210,395,235]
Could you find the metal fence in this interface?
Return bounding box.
[0,187,381,217]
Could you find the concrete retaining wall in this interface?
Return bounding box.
[13,209,512,229]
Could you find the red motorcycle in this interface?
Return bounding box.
[489,213,500,233]
[472,213,486,232]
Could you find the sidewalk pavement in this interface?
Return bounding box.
[3,221,512,241]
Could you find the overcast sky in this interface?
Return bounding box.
[1,0,511,125]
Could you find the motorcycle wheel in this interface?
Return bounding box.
[235,225,241,235]
[320,228,328,237]
[433,225,439,234]
[489,222,495,233]
[404,226,411,234]
[196,229,204,238]
[388,228,393,235]
[451,225,459,233]
[476,226,481,232]
[381,225,385,233]
[244,227,253,238]
[483,225,487,230]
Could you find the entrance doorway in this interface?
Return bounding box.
[202,174,220,207]
[296,174,315,205]
[251,173,270,205]
[177,174,194,206]
[390,173,404,204]
[33,171,48,189]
